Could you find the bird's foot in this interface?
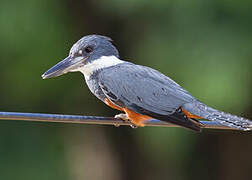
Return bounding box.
[114,113,138,128]
[115,113,129,121]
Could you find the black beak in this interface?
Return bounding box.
[42,56,84,79]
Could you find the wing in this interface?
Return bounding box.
[98,62,197,116]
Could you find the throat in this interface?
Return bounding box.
[78,56,124,78]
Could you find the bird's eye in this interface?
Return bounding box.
[84,46,93,53]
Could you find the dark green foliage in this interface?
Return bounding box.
[0,0,252,179]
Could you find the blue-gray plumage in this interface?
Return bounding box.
[98,63,195,115]
[42,34,252,132]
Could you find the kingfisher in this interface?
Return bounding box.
[42,35,252,132]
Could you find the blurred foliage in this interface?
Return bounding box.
[0,0,252,180]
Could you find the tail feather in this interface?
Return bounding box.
[206,108,252,130]
[183,102,252,131]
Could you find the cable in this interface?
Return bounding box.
[0,111,240,130]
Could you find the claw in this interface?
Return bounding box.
[114,113,138,128]
[114,113,130,121]
[129,124,138,129]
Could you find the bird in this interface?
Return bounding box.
[42,34,252,132]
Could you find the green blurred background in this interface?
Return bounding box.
[0,0,252,179]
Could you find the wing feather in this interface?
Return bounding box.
[98,63,197,116]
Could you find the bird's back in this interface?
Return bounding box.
[97,62,198,115]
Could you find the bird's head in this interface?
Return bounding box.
[42,35,120,79]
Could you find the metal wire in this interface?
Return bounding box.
[0,111,239,130]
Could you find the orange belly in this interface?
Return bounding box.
[123,107,152,126]
[105,98,152,126]
[105,98,124,111]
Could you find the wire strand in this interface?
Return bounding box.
[0,111,239,130]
